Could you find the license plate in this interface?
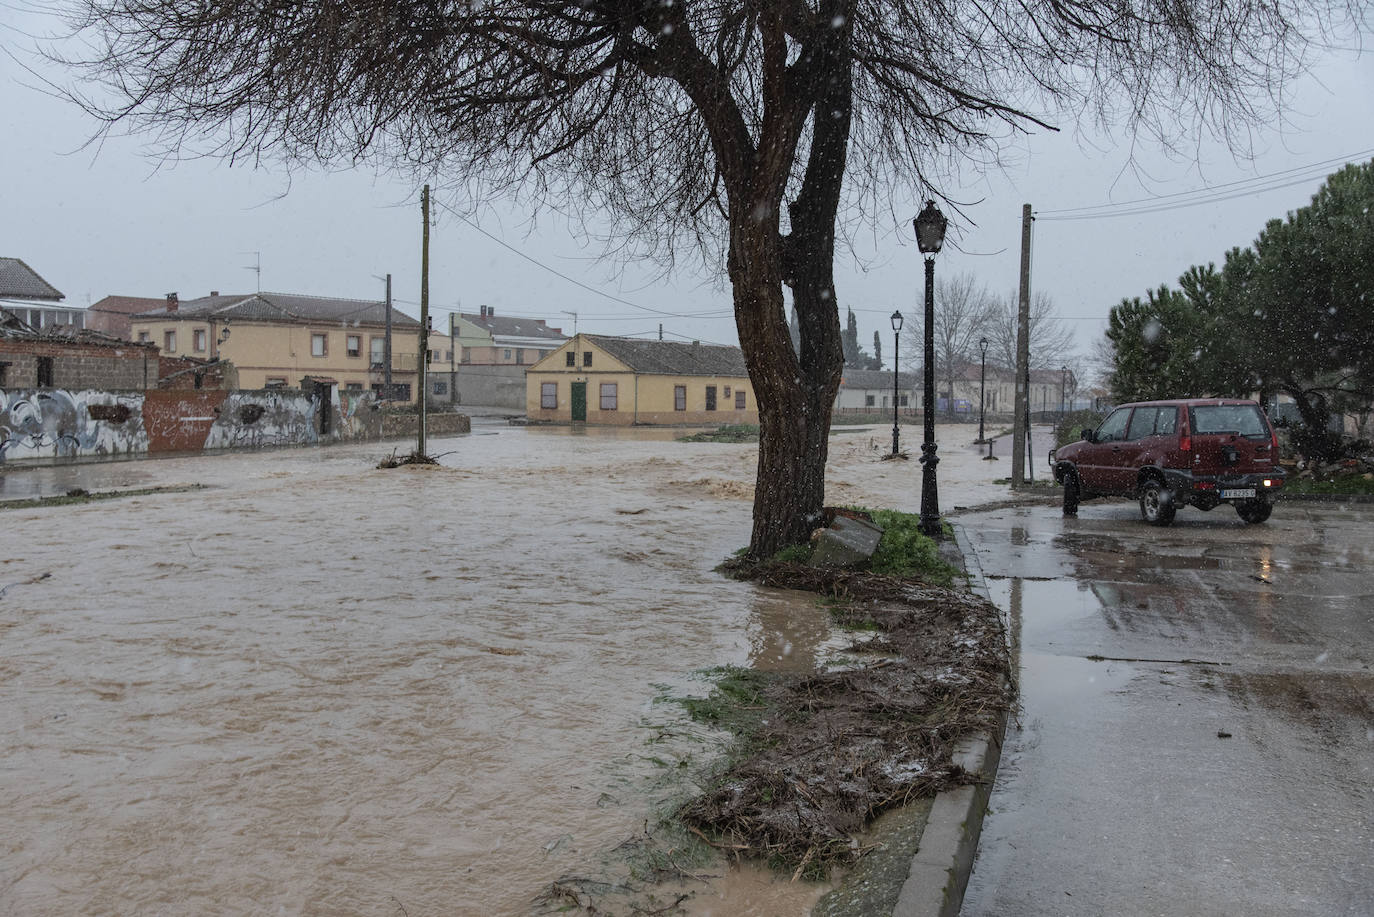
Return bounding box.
[1220,488,1256,499]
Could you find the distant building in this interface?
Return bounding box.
[0,257,86,331]
[526,334,757,425]
[452,305,567,366]
[835,368,918,413]
[130,291,423,401]
[87,295,166,340]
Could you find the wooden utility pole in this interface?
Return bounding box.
[418,184,431,456]
[1012,204,1032,488]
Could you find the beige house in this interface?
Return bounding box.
[130,291,423,400]
[526,334,757,425]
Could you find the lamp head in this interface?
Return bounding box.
[979,336,989,356]
[913,201,948,254]
[890,310,904,332]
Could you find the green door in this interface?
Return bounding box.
[571,381,587,422]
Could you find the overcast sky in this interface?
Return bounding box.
[3,6,1371,373]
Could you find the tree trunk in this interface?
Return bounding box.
[730,221,834,557]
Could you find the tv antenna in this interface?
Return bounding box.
[240,251,261,291]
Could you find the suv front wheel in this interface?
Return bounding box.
[1139,479,1176,526]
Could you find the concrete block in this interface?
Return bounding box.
[810,514,884,568]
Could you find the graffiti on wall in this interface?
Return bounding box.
[0,387,381,465]
[204,390,318,451]
[0,389,148,461]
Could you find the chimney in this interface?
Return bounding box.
[479,305,487,317]
[166,292,178,312]
[210,290,219,297]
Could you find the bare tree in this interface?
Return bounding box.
[986,291,1078,374]
[902,272,994,418]
[59,0,1361,556]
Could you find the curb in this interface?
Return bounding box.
[889,522,1009,917]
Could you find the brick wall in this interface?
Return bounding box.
[0,339,157,390]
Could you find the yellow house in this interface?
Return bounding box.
[526,334,758,425]
[130,291,423,400]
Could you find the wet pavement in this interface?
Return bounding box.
[957,498,1374,917]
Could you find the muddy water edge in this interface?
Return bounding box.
[0,425,862,915]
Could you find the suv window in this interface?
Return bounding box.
[1191,404,1268,437]
[1095,407,1131,443]
[1126,407,1158,440]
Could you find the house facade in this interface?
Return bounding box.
[526,334,757,425]
[130,291,423,401]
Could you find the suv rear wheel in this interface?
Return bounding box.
[1236,498,1273,524]
[1139,479,1176,526]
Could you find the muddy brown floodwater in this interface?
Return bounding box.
[0,422,1016,916]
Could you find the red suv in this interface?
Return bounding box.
[1051,399,1285,525]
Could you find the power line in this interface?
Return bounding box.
[429,199,733,320]
[1037,147,1374,221]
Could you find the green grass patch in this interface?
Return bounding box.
[865,508,959,586]
[1283,475,1374,496]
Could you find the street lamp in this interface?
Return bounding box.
[976,336,989,444]
[1060,365,1069,419]
[890,311,904,456]
[913,200,948,537]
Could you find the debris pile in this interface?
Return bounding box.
[678,563,1012,876]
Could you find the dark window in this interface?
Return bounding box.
[865,394,876,407]
[674,385,686,411]
[705,385,717,411]
[1126,406,1159,441]
[36,356,54,387]
[898,395,908,407]
[583,351,593,367]
[515,349,525,366]
[433,380,448,395]
[735,391,746,410]
[347,335,362,357]
[0,362,7,386]
[542,382,557,409]
[565,351,576,367]
[600,382,617,410]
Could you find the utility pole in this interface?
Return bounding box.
[418,184,431,456]
[1012,204,1033,488]
[449,311,458,405]
[384,273,393,387]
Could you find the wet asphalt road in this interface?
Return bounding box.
[956,497,1373,917]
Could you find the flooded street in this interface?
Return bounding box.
[1,421,1003,916]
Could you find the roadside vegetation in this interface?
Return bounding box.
[676,424,759,443]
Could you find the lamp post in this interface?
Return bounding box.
[1060,365,1069,419]
[914,200,948,537]
[976,336,989,444]
[890,310,904,456]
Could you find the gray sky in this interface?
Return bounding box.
[3,6,1371,370]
